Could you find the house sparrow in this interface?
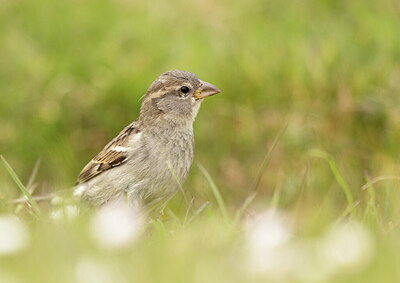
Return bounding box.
[74,70,221,208]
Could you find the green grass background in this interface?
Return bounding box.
[1,0,400,282]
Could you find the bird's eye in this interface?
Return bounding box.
[180,86,190,94]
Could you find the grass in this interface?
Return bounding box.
[0,155,40,216]
[1,0,400,282]
[197,162,228,220]
[309,149,355,208]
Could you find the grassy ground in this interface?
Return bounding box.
[1,0,400,282]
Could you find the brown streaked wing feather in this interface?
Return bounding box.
[76,123,139,184]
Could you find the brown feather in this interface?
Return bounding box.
[76,123,140,184]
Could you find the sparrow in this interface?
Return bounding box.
[74,70,221,208]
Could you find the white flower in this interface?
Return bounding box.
[320,220,374,272]
[50,205,79,221]
[244,209,293,278]
[65,205,79,219]
[0,214,29,255]
[243,211,375,282]
[90,199,143,250]
[245,209,292,251]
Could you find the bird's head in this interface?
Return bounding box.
[139,70,221,124]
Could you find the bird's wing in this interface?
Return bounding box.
[76,123,140,184]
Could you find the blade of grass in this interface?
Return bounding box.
[363,174,376,221]
[1,155,40,215]
[167,161,189,206]
[144,195,169,216]
[365,172,376,208]
[251,122,288,192]
[26,158,41,192]
[364,172,384,231]
[271,172,283,208]
[15,158,41,214]
[149,218,167,237]
[309,149,354,208]
[184,196,195,225]
[197,162,228,220]
[360,175,400,190]
[235,192,257,222]
[187,201,209,225]
[335,200,360,223]
[294,163,310,215]
[10,193,56,204]
[166,208,181,225]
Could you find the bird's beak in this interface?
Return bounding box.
[193,80,221,99]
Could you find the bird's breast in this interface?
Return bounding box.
[168,131,194,179]
[126,127,194,200]
[149,129,194,179]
